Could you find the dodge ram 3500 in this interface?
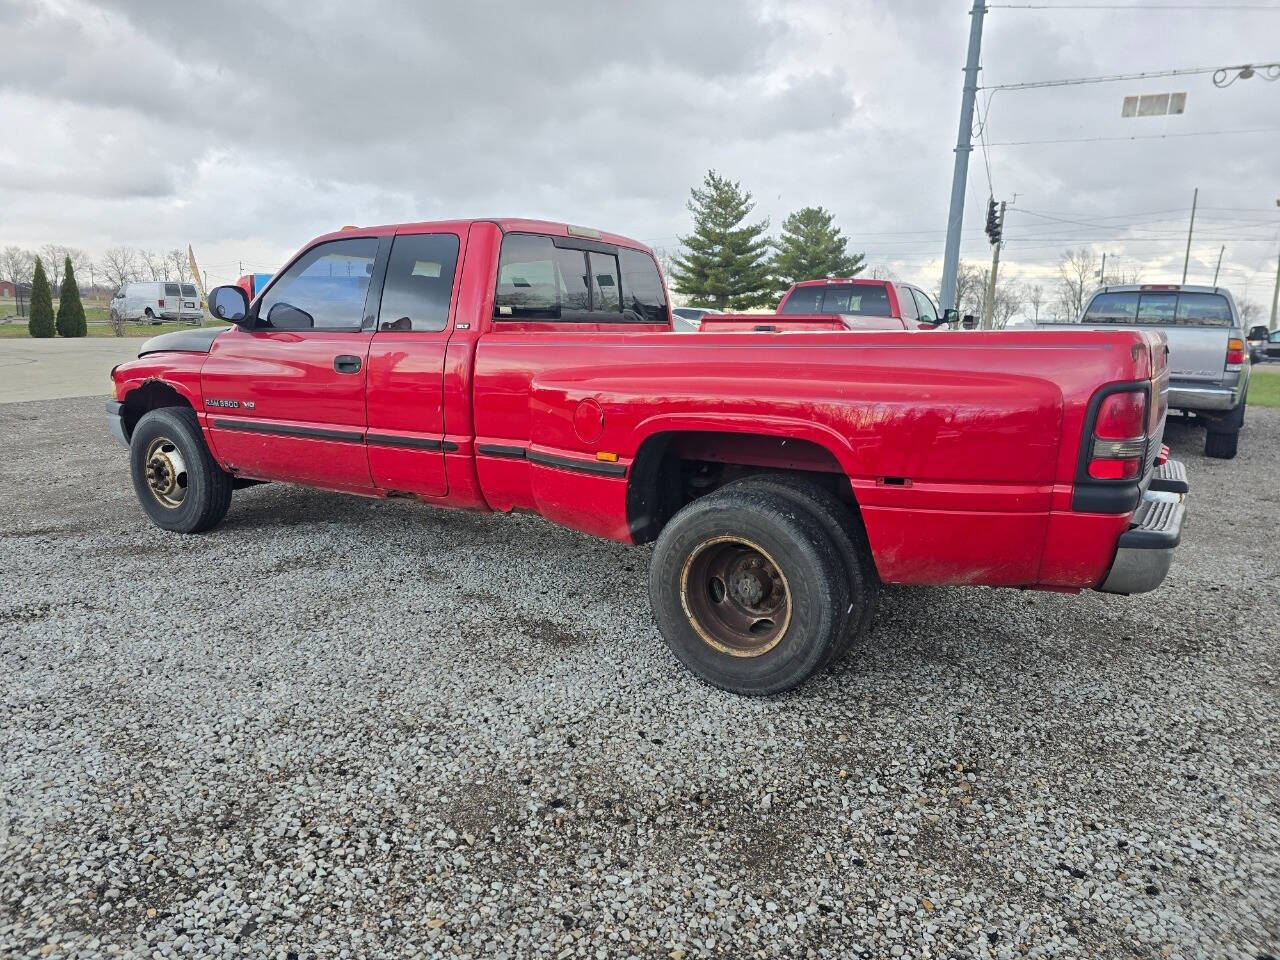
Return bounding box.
[108,218,1189,695]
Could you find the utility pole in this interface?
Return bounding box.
[940,1,987,312]
[982,200,1006,329]
[1212,245,1224,286]
[1270,245,1280,330]
[1271,198,1280,330]
[1181,187,1198,284]
[1099,252,1107,285]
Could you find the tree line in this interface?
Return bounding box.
[671,170,865,310]
[1,244,197,311]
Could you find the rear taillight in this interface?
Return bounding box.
[1088,389,1147,481]
[158,299,165,307]
[1226,337,1245,367]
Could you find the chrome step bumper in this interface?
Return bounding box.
[1097,468,1187,595]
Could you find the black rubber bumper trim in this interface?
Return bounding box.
[211,418,364,443]
[527,449,627,477]
[365,433,442,451]
[477,444,527,459]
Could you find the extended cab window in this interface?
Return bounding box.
[377,233,460,331]
[258,237,379,331]
[897,285,918,321]
[495,234,664,323]
[618,247,669,323]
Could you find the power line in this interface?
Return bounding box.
[986,127,1280,145]
[988,3,1280,9]
[978,62,1269,90]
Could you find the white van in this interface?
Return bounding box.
[109,281,203,324]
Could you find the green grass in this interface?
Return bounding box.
[1248,366,1280,408]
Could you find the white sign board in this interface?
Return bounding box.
[1121,92,1187,117]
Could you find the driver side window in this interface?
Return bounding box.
[257,237,379,331]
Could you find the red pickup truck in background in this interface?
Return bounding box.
[107,218,1188,695]
[696,277,963,333]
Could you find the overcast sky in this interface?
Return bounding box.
[2,0,1278,308]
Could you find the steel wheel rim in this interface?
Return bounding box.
[144,436,189,509]
[680,536,792,658]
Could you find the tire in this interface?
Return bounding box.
[1204,429,1239,459]
[724,474,879,662]
[129,406,233,533]
[144,307,159,325]
[649,485,849,696]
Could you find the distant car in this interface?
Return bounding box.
[110,281,202,324]
[671,307,722,330]
[1248,324,1276,362]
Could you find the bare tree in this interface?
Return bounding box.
[992,281,1024,329]
[1027,284,1045,324]
[1240,299,1264,328]
[166,249,191,284]
[100,246,139,291]
[138,248,165,281]
[1056,248,1100,321]
[0,246,36,316]
[40,244,69,290]
[948,261,987,320]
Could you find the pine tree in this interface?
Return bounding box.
[771,206,865,285]
[672,170,777,310]
[27,257,55,338]
[56,257,88,337]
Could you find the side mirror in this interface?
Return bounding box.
[209,285,251,326]
[961,313,978,330]
[941,308,960,325]
[1248,325,1269,341]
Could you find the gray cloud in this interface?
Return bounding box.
[0,0,1277,298]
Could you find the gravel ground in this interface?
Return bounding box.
[2,396,1278,959]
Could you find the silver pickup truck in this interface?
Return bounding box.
[1060,284,1250,459]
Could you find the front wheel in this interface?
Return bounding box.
[129,407,233,532]
[649,485,849,696]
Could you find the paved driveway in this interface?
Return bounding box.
[0,338,149,403]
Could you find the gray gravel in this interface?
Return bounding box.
[2,395,1278,959]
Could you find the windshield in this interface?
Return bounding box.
[1070,291,1234,327]
[780,284,892,317]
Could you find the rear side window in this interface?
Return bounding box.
[1083,292,1139,322]
[779,283,892,317]
[618,248,668,323]
[779,286,825,314]
[1173,293,1232,326]
[494,234,661,322]
[180,284,197,298]
[377,233,461,331]
[164,283,180,297]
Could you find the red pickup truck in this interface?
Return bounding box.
[107,218,1189,695]
[696,277,962,333]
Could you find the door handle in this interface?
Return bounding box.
[334,355,362,374]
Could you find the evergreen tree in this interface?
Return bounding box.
[27,257,55,338]
[56,257,88,337]
[771,206,865,285]
[672,170,777,310]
